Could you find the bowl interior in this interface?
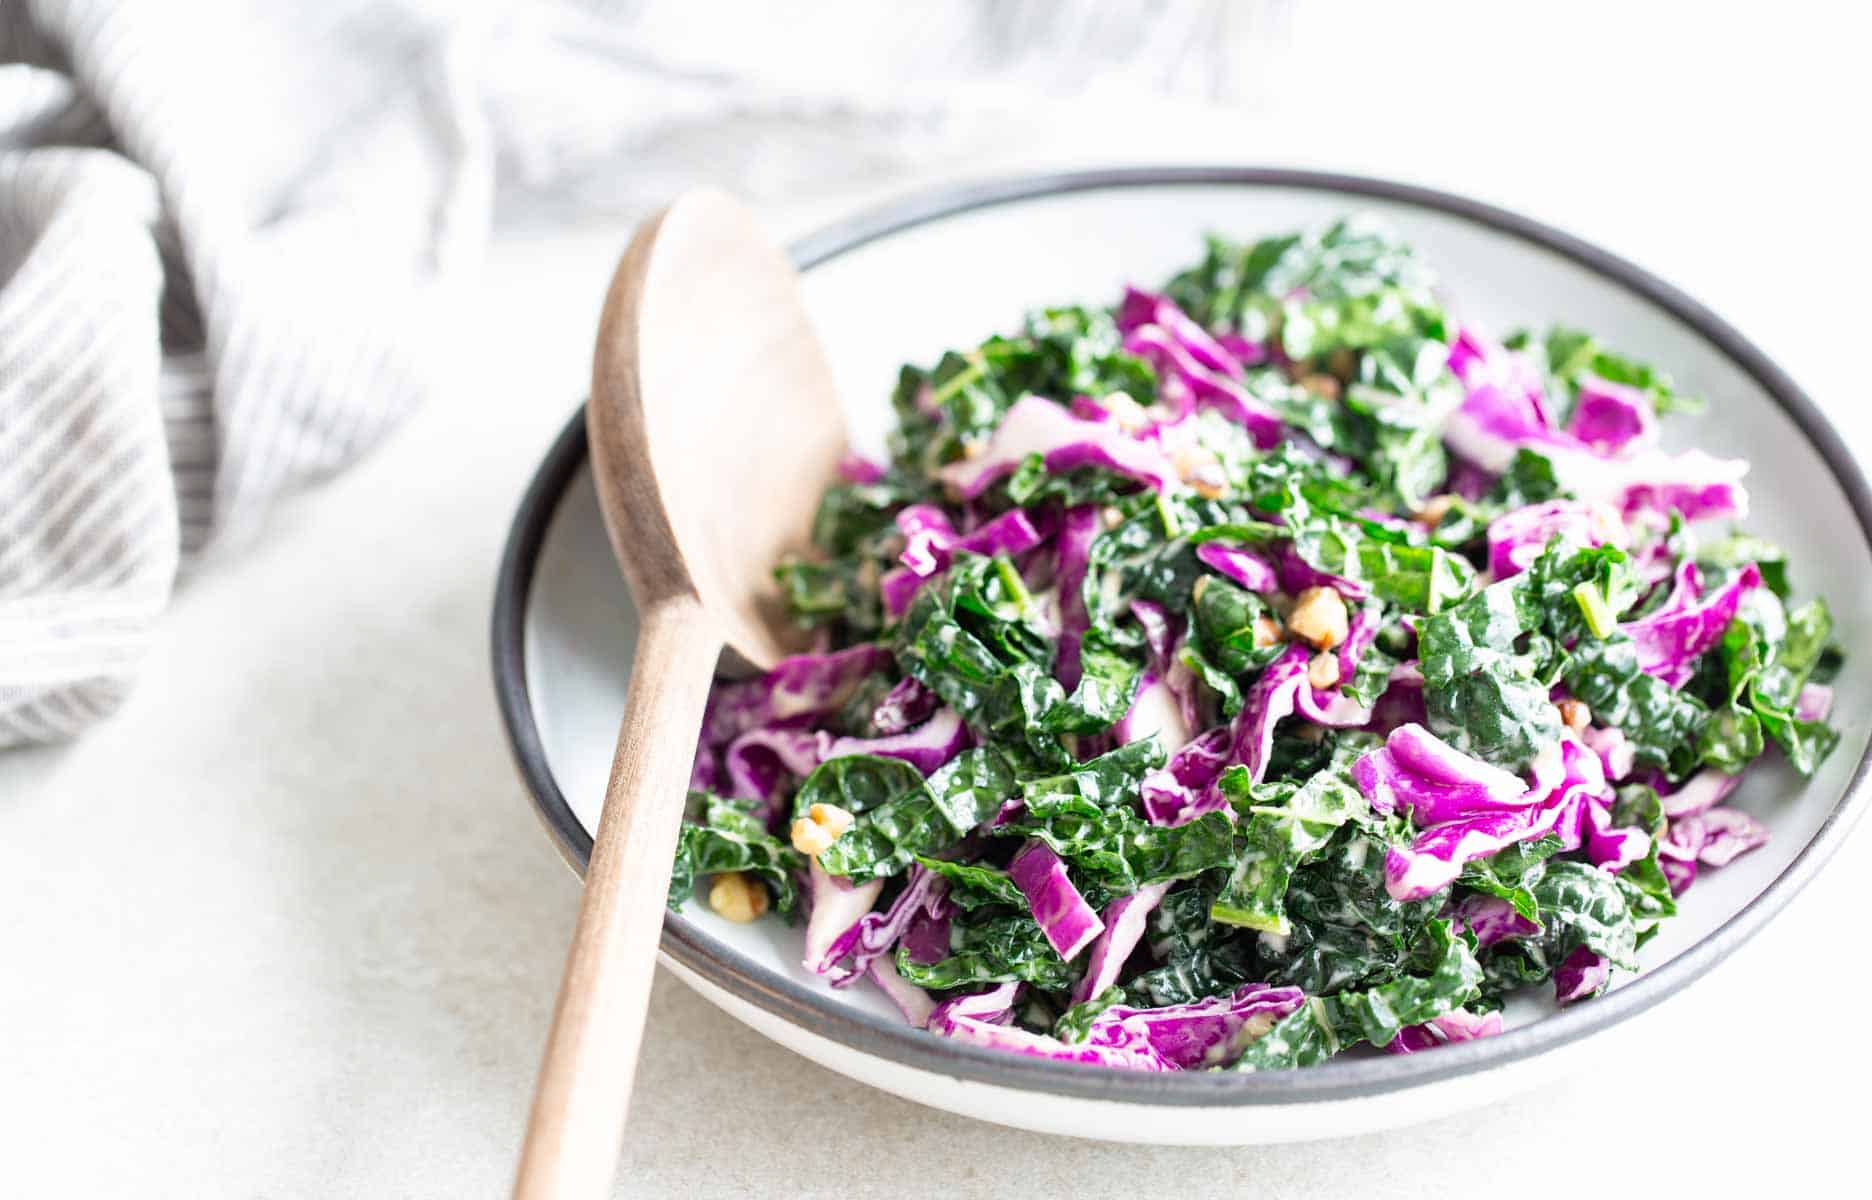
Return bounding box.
[520,178,1872,1068]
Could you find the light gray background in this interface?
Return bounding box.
[4,9,1868,1195]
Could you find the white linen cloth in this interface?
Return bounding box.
[0,0,1284,746]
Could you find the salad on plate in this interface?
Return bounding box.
[668,219,1843,1072]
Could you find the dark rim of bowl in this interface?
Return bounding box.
[491,166,1872,1106]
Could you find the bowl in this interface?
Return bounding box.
[492,168,1872,1144]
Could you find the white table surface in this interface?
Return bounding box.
[5,10,1869,1195]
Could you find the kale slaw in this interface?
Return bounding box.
[669,219,1843,1072]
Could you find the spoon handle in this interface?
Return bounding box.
[515,595,719,1199]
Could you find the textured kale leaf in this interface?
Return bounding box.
[1506,324,1703,420]
[1418,578,1564,769]
[895,909,1075,992]
[1478,860,1643,1001]
[1256,824,1443,993]
[814,748,1015,883]
[1457,834,1562,922]
[888,307,1157,474]
[894,552,1144,762]
[668,793,806,914]
[1190,576,1284,676]
[1564,637,1708,778]
[1000,740,1234,893]
[914,856,1026,910]
[1231,920,1482,1070]
[1722,598,1840,776]
[1130,882,1255,1005]
[1289,515,1475,614]
[1209,736,1375,934]
[1002,802,1236,897]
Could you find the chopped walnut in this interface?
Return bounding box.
[1172,445,1228,499]
[1414,493,1457,528]
[708,872,769,923]
[1103,391,1150,433]
[790,802,855,858]
[1287,586,1349,650]
[1298,373,1342,402]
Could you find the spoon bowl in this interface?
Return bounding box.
[586,189,848,668]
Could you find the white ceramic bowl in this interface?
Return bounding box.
[493,168,1872,1144]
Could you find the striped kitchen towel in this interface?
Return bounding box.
[0,0,1291,746]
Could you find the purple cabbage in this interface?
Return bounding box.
[1214,331,1270,365]
[1567,376,1657,455]
[1582,725,1636,783]
[1117,287,1243,374]
[1685,807,1771,868]
[1553,946,1611,1005]
[870,677,938,735]
[1658,805,1769,893]
[1140,726,1232,826]
[900,903,952,966]
[949,508,1053,563]
[836,453,887,484]
[925,984,1170,1070]
[730,708,968,809]
[866,956,935,1027]
[1130,598,1179,667]
[1485,499,1625,580]
[1110,672,1193,755]
[1277,542,1369,600]
[756,645,893,724]
[1386,1007,1504,1054]
[880,567,926,619]
[1452,893,1540,948]
[1008,840,1105,961]
[895,503,957,575]
[1622,562,1762,686]
[1131,599,1205,739]
[1581,794,1651,873]
[1656,828,1699,896]
[937,396,1178,500]
[1443,329,1749,521]
[1052,504,1103,690]
[1117,290,1286,447]
[1369,663,1429,734]
[1075,983,1307,1070]
[1614,449,1749,522]
[1355,722,1528,825]
[1442,330,1567,472]
[1293,605,1385,728]
[1071,881,1173,1005]
[1797,683,1835,722]
[811,863,953,985]
[724,726,828,808]
[1359,728,1636,901]
[1658,767,1742,818]
[1202,643,1314,814]
[1195,541,1280,593]
[1445,455,1497,502]
[802,860,884,972]
[826,707,970,775]
[1068,394,1119,425]
[883,506,1054,617]
[700,645,893,752]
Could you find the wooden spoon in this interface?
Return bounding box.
[514,189,846,1199]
